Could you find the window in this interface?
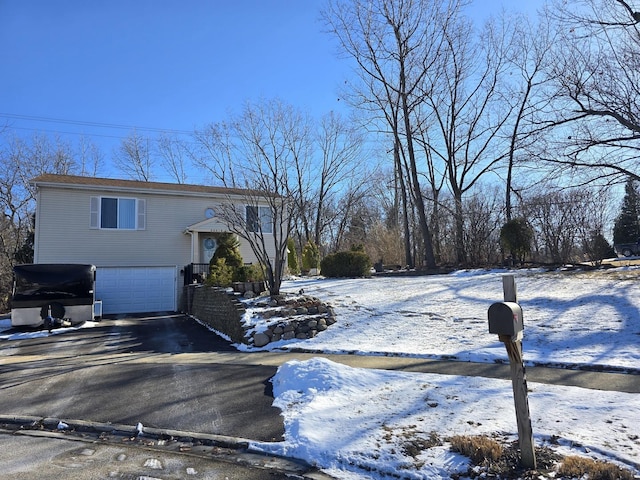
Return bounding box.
[90,197,145,230]
[246,205,272,234]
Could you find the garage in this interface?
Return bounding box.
[95,266,177,314]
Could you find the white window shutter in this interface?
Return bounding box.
[137,199,146,230]
[90,196,99,229]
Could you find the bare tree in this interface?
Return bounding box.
[414,119,446,265]
[574,187,615,264]
[0,137,34,271]
[322,182,373,252]
[463,186,503,265]
[306,111,368,247]
[362,167,410,265]
[114,130,154,181]
[502,11,559,221]
[157,132,190,184]
[523,188,599,264]
[77,136,103,177]
[0,134,78,311]
[418,13,516,265]
[323,0,460,268]
[192,122,240,187]
[193,99,307,295]
[545,0,640,183]
[1,134,76,217]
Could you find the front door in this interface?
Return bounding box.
[201,236,218,264]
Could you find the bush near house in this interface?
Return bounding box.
[287,237,300,275]
[206,258,234,287]
[321,250,371,278]
[235,263,265,282]
[207,233,262,287]
[211,233,243,271]
[301,240,320,273]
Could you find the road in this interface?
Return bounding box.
[0,314,284,442]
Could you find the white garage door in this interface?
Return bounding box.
[96,266,177,314]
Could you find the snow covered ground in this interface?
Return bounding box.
[241,268,640,372]
[243,267,640,479]
[2,267,639,478]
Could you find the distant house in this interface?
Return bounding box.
[31,174,276,314]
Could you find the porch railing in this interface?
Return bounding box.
[184,263,209,285]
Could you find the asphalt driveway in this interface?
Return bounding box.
[0,313,284,442]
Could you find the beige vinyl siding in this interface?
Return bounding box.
[35,187,188,266]
[237,236,276,265]
[34,186,269,267]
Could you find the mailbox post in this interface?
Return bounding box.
[488,275,536,469]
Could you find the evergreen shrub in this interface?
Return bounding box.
[287,238,300,274]
[302,240,320,272]
[320,250,372,278]
[206,258,234,287]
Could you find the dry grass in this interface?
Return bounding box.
[573,266,640,280]
[448,436,637,479]
[449,435,503,465]
[535,263,640,281]
[558,455,635,480]
[401,430,442,458]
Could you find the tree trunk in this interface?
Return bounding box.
[400,93,436,268]
[394,141,414,268]
[454,192,466,265]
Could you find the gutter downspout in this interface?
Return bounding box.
[184,228,198,264]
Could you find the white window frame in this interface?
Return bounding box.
[90,196,146,230]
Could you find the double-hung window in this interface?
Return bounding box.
[246,205,272,234]
[91,196,146,230]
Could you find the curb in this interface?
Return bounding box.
[0,414,251,447]
[0,415,335,480]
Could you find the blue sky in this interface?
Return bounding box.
[1,1,349,146]
[0,0,544,177]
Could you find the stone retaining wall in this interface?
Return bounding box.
[182,285,248,344]
[249,295,337,347]
[182,285,336,348]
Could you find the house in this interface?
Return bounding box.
[30,174,276,314]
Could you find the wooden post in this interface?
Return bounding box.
[503,274,517,303]
[500,275,536,470]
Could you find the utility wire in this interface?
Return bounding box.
[5,125,139,140]
[0,113,194,136]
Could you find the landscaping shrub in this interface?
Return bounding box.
[302,240,320,272]
[206,257,234,287]
[236,263,265,282]
[287,237,299,275]
[208,233,264,284]
[320,250,371,278]
[211,233,243,271]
